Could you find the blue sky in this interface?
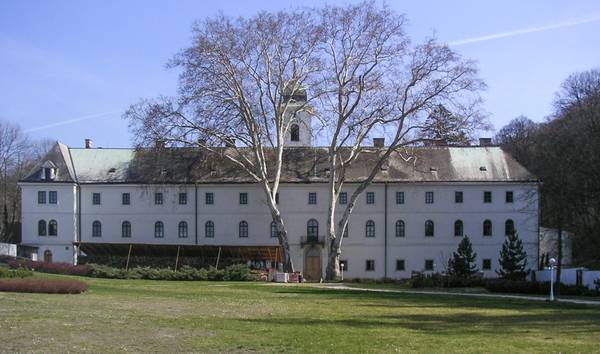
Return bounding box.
[1,0,599,148]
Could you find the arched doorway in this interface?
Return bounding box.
[43,249,53,263]
[304,247,322,281]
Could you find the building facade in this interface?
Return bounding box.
[19,136,539,280]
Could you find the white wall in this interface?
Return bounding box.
[20,183,77,263]
[20,181,539,278]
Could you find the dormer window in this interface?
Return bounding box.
[291,124,300,142]
[40,161,57,181]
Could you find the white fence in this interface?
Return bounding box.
[535,268,600,290]
[0,243,17,257]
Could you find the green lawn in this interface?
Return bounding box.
[1,275,599,353]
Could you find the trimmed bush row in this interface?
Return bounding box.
[410,272,485,288]
[407,272,599,296]
[0,278,88,294]
[8,259,92,276]
[88,263,254,281]
[0,267,34,278]
[484,279,598,296]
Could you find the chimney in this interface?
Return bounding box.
[85,139,93,149]
[373,138,385,148]
[479,138,492,146]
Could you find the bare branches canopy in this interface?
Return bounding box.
[124,2,487,276]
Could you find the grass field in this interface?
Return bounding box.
[1,275,600,353]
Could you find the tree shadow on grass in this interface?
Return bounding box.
[238,310,600,336]
[270,286,600,312]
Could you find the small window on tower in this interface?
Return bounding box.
[290,124,300,142]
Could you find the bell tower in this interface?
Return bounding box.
[283,85,312,147]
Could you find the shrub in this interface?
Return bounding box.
[0,278,88,294]
[409,272,484,288]
[223,263,253,281]
[0,267,34,278]
[8,259,91,276]
[485,279,597,296]
[87,263,252,281]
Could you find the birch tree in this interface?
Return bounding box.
[125,11,322,272]
[314,3,487,280]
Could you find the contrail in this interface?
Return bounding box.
[24,110,124,133]
[448,16,600,46]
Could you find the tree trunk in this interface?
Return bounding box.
[278,226,294,273]
[325,236,341,280]
[270,208,294,273]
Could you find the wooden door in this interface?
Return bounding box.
[304,248,321,281]
[43,250,53,263]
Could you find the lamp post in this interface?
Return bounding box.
[340,262,345,281]
[548,258,557,301]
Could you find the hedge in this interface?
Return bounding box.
[88,263,254,281]
[484,279,598,296]
[410,272,484,288]
[8,259,92,276]
[0,267,34,279]
[0,278,88,294]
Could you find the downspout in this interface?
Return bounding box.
[194,183,198,245]
[77,184,81,243]
[384,182,388,279]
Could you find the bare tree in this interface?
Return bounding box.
[125,10,322,272]
[313,2,487,280]
[0,120,35,243]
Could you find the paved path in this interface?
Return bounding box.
[302,283,600,306]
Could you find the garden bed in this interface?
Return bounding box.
[0,278,88,294]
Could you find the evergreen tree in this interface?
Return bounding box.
[423,104,472,145]
[447,235,478,278]
[497,232,530,280]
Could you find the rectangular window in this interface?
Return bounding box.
[92,193,101,205]
[48,191,57,204]
[396,191,404,205]
[154,192,163,205]
[482,259,492,270]
[339,192,347,205]
[308,192,317,205]
[506,191,514,203]
[38,191,46,204]
[179,192,187,205]
[122,193,130,205]
[365,260,375,271]
[340,260,348,271]
[343,226,348,238]
[425,191,434,204]
[366,192,375,205]
[455,191,463,203]
[239,192,248,205]
[484,191,492,203]
[205,192,214,205]
[396,259,405,271]
[275,192,279,205]
[424,259,434,271]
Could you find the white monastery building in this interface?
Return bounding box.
[19,117,539,280]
